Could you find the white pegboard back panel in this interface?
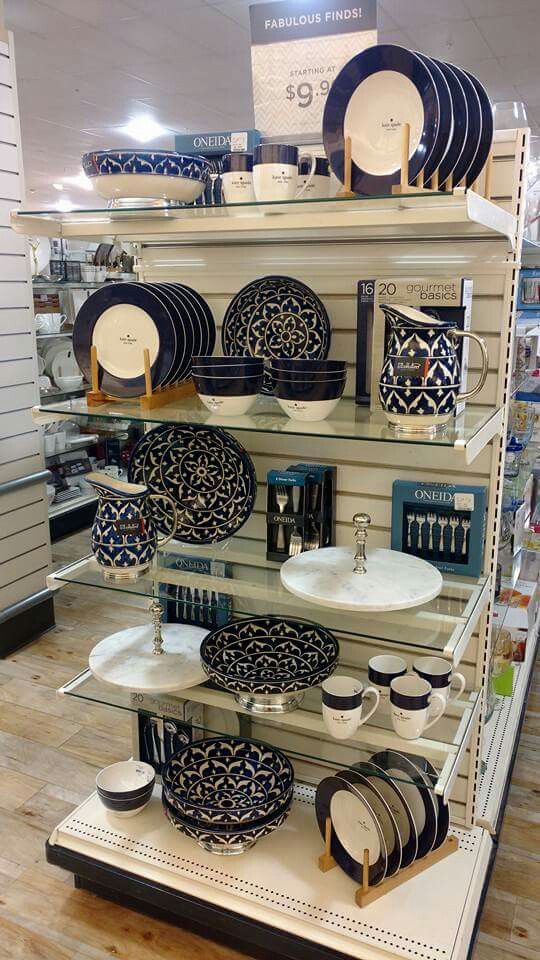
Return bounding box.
[52,787,491,960]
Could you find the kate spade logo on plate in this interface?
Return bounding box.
[120,333,137,346]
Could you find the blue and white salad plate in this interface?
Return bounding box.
[200,615,339,713]
[73,281,215,398]
[323,44,442,195]
[222,276,331,394]
[82,150,210,203]
[128,423,257,544]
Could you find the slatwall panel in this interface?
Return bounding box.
[0,34,51,614]
[138,132,526,825]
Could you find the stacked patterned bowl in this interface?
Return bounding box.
[162,737,294,854]
[192,355,264,415]
[270,359,347,421]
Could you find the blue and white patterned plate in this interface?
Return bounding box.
[127,423,256,543]
[201,616,339,698]
[221,276,331,394]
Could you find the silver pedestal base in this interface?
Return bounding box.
[235,691,305,714]
[102,563,150,582]
[199,839,256,855]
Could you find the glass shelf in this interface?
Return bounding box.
[37,395,502,463]
[14,190,517,247]
[49,540,490,663]
[60,667,480,799]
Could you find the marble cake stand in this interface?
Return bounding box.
[89,601,208,693]
[280,513,443,613]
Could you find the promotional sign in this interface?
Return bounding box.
[250,0,377,139]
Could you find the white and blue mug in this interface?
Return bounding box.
[368,654,407,712]
[253,144,316,202]
[390,674,446,740]
[298,156,331,199]
[322,675,380,740]
[222,153,255,204]
[413,656,466,715]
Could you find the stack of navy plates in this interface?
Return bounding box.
[200,615,340,714]
[73,281,215,398]
[162,737,294,855]
[323,43,493,195]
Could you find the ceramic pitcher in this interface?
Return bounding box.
[86,472,176,580]
[378,303,489,435]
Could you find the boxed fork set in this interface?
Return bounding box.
[159,550,233,630]
[391,480,487,576]
[266,464,336,562]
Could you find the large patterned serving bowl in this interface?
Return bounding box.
[200,616,340,713]
[163,793,291,855]
[82,150,210,203]
[161,737,294,827]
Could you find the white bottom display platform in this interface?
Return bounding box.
[49,784,492,960]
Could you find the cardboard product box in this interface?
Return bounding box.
[497,576,539,636]
[392,480,487,576]
[355,277,473,414]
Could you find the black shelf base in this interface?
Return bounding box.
[46,840,351,960]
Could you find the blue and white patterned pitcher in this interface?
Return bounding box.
[86,472,176,581]
[378,303,489,435]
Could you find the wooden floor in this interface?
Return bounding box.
[0,529,535,959]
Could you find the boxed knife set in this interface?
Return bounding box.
[266,463,336,562]
[391,480,487,576]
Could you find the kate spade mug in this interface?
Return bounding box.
[35,312,67,334]
[322,675,380,740]
[298,156,331,199]
[368,654,407,711]
[390,674,446,740]
[222,152,255,204]
[413,656,466,715]
[253,144,316,202]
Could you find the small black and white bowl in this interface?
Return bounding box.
[270,359,346,375]
[96,760,155,818]
[193,368,264,415]
[274,375,346,421]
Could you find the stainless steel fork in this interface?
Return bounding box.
[289,528,303,556]
[275,485,289,515]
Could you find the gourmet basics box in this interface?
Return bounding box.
[355,276,473,413]
[392,480,487,577]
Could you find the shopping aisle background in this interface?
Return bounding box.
[0,531,534,959]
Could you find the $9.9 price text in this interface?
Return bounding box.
[285,80,330,108]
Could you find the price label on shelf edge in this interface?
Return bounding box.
[250,0,377,140]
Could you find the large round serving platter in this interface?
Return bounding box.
[200,615,339,713]
[322,44,441,195]
[221,276,331,394]
[369,750,438,859]
[82,150,210,204]
[73,281,215,398]
[127,423,257,543]
[280,546,443,612]
[88,623,208,692]
[315,775,388,885]
[464,68,494,187]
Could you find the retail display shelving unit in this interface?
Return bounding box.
[13,127,530,960]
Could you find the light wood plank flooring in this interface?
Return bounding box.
[0,529,534,960]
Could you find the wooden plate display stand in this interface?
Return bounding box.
[86,344,196,410]
[391,123,494,199]
[318,815,459,907]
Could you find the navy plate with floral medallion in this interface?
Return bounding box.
[221,275,331,394]
[127,423,256,543]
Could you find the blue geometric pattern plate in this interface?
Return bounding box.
[201,616,339,697]
[127,423,256,543]
[221,276,331,394]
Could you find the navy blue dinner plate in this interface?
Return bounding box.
[322,44,441,195]
[447,63,482,187]
[464,68,493,187]
[434,60,469,187]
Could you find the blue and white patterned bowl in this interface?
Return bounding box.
[82,150,210,203]
[162,736,294,825]
[201,616,339,713]
[163,794,291,854]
